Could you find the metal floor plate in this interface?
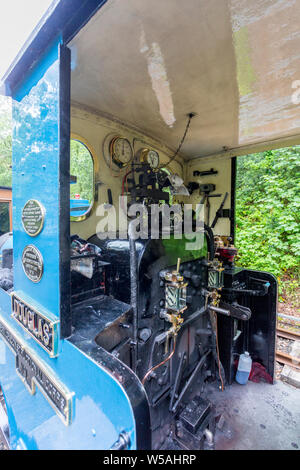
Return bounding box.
[208,380,300,450]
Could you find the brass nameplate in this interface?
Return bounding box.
[0,317,73,425]
[11,293,59,357]
[22,245,44,283]
[22,199,45,237]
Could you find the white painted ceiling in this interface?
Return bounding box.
[70,0,300,159]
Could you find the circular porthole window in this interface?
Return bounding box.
[70,139,94,221]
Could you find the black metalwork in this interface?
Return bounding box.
[69,298,151,450]
[230,157,237,242]
[193,168,218,177]
[218,267,277,383]
[59,44,71,338]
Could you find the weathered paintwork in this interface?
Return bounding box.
[0,32,148,450]
[0,0,292,451]
[69,0,300,159]
[0,289,140,449]
[12,41,62,318]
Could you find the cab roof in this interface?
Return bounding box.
[2,0,300,160]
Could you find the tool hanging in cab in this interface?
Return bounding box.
[211,192,230,229]
[193,168,218,177]
[199,184,221,226]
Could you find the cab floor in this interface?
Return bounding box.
[208,379,300,450]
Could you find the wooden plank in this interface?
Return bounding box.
[276,350,300,370]
[281,365,300,389]
[277,328,300,341]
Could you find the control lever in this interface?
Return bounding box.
[219,301,252,321]
[199,184,221,226]
[210,301,252,321]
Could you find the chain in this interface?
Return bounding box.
[163,113,195,168]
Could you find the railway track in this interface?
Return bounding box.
[275,350,300,370]
[276,325,300,371]
[277,327,300,342]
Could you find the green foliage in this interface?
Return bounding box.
[0,202,10,235]
[0,97,12,187]
[236,148,300,291]
[70,139,94,204]
[0,98,94,205]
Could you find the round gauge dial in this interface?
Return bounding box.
[110,137,133,167]
[147,150,160,169]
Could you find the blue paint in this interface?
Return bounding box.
[13,40,61,102]
[70,198,90,217]
[0,290,137,449]
[0,34,141,450]
[12,40,61,318]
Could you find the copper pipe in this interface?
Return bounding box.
[142,336,177,385]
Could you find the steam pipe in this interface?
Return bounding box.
[129,221,138,373]
[209,305,230,316]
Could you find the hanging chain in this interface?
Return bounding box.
[163,113,195,168]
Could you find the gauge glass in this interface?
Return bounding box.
[147,150,160,169]
[112,137,133,166]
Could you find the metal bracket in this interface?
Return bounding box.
[193,168,218,177]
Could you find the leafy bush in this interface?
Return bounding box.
[0,97,12,187]
[235,148,300,301]
[70,139,94,203]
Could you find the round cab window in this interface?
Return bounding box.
[70,140,94,221]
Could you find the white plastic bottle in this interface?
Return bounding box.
[236,351,252,385]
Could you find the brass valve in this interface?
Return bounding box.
[163,258,188,312]
[161,308,186,335]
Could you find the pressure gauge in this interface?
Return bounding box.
[147,150,160,169]
[110,137,133,167]
[139,148,160,169]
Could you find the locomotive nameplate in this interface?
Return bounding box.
[11,293,59,357]
[0,317,73,425]
[22,245,44,283]
[22,199,45,237]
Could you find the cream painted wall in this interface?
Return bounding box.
[185,155,232,236]
[70,105,233,240]
[70,104,184,239]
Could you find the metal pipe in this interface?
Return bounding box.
[171,348,211,413]
[209,305,230,316]
[128,221,138,373]
[142,335,176,386]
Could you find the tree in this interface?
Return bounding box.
[236,148,300,287]
[0,96,12,187]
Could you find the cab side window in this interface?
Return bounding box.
[70,140,94,221]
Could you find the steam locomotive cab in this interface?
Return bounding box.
[66,145,276,450]
[0,0,280,451]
